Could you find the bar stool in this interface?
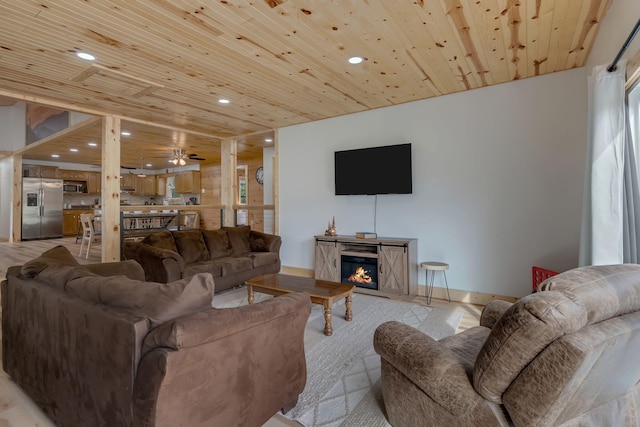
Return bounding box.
[420,261,451,305]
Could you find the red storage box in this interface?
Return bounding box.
[532,266,559,292]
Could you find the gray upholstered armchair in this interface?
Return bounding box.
[374,264,640,426]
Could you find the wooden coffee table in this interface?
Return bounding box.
[245,274,355,336]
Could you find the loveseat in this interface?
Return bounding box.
[374,264,640,427]
[123,225,281,292]
[2,245,311,427]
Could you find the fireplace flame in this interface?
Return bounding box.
[348,266,373,284]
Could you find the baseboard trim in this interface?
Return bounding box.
[280,266,518,305]
[280,266,315,278]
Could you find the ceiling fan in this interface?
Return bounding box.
[171,148,205,165]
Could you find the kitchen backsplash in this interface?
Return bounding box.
[64,193,198,207]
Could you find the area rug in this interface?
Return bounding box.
[213,286,463,427]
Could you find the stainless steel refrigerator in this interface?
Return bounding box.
[22,177,63,240]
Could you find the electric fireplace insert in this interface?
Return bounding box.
[341,254,379,290]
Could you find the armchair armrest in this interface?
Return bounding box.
[250,230,282,253]
[479,300,513,329]
[374,321,482,416]
[123,242,184,283]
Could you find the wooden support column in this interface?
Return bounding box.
[10,155,22,243]
[273,130,280,235]
[221,138,237,226]
[101,116,121,262]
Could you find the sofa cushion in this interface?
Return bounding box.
[202,229,233,259]
[212,256,254,275]
[21,245,80,278]
[36,264,95,290]
[184,261,223,278]
[223,226,251,255]
[173,230,209,264]
[251,252,278,268]
[65,272,215,327]
[142,230,178,253]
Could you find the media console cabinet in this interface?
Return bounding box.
[314,235,418,296]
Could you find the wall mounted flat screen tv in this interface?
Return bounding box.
[335,143,412,195]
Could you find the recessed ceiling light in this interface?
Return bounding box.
[76,52,95,61]
[218,99,230,104]
[70,148,78,152]
[88,142,97,147]
[265,138,273,142]
[51,154,60,158]
[146,163,152,167]
[121,131,131,136]
[348,56,364,64]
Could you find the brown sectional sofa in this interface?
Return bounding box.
[2,245,311,427]
[374,264,640,426]
[123,225,281,292]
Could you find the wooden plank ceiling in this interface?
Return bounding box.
[0,0,611,166]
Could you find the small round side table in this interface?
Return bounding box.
[420,261,451,305]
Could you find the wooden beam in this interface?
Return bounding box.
[101,116,121,262]
[11,155,22,243]
[221,138,237,226]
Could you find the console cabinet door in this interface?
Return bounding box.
[379,245,408,295]
[315,240,338,281]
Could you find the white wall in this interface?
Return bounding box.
[0,102,26,151]
[279,67,587,298]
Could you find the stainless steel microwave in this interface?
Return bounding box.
[63,183,84,193]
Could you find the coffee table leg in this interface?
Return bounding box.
[323,302,333,336]
[247,285,254,305]
[345,293,353,321]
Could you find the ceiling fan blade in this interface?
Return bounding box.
[191,156,206,161]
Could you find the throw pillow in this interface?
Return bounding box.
[250,235,270,252]
[21,245,80,278]
[142,230,178,253]
[173,230,210,264]
[202,229,233,259]
[66,272,215,327]
[222,225,251,255]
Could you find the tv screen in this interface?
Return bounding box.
[335,143,412,195]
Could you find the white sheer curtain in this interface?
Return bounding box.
[625,83,640,262]
[579,61,628,266]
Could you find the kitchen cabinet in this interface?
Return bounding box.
[120,174,136,191]
[23,164,58,178]
[156,175,167,196]
[135,175,157,195]
[175,171,201,194]
[63,209,93,237]
[87,172,101,194]
[58,169,88,181]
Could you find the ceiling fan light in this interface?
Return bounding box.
[172,158,178,165]
[179,158,186,166]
